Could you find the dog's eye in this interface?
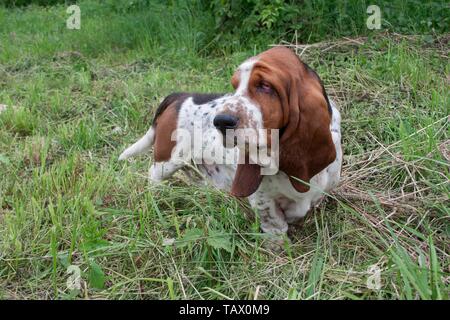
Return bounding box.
[257,81,273,94]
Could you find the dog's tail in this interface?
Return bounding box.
[118,126,155,160]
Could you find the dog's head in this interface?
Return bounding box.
[214,47,336,197]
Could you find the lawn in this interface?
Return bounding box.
[0,1,448,299]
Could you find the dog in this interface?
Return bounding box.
[119,47,342,246]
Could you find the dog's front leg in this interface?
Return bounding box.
[249,194,288,250]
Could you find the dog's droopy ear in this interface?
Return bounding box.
[230,163,263,197]
[279,69,336,193]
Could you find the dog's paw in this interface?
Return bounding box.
[261,234,290,253]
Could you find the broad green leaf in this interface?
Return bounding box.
[207,230,232,253]
[177,228,203,248]
[88,261,105,289]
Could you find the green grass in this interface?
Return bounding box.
[0,1,449,299]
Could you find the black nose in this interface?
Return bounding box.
[213,114,239,134]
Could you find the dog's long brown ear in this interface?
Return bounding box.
[230,151,262,197]
[230,163,262,197]
[279,66,336,193]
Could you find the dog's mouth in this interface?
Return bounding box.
[233,138,270,166]
[220,132,237,149]
[216,127,275,167]
[220,132,262,150]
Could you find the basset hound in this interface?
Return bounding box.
[119,46,342,245]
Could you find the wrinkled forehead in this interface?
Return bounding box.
[258,46,301,67]
[233,47,303,86]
